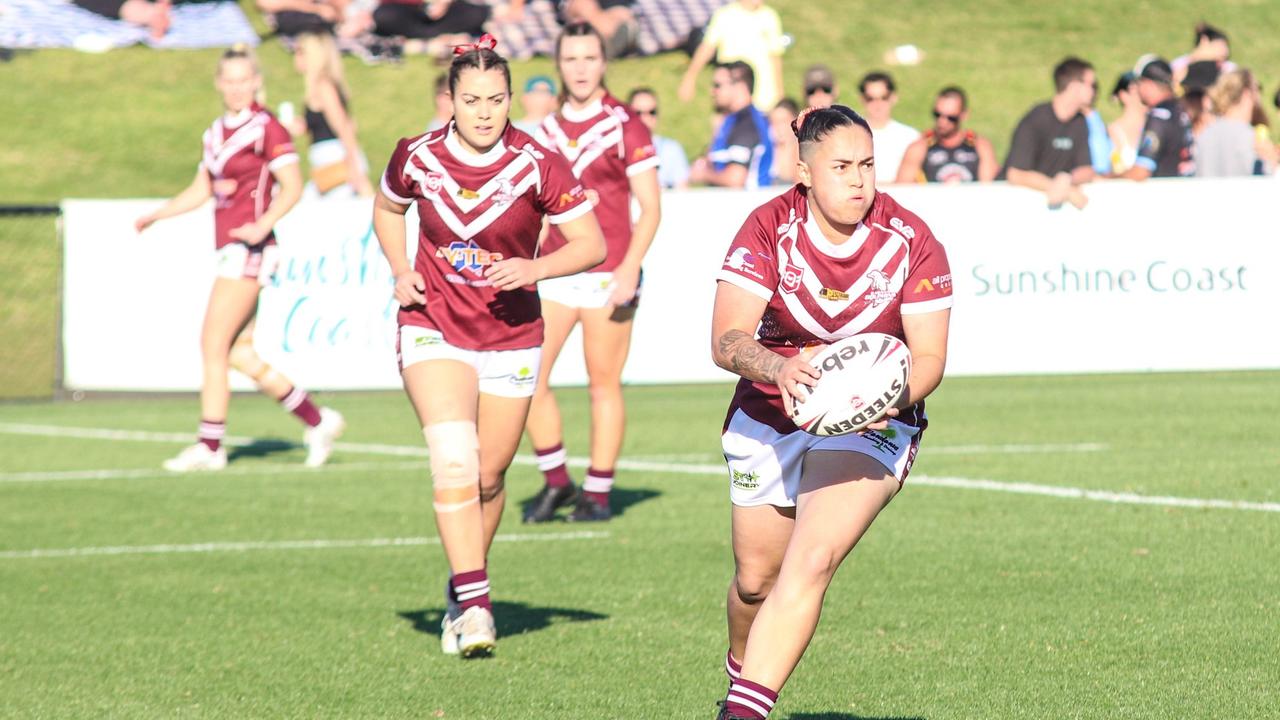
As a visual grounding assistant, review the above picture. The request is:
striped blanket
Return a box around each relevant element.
[485,0,725,60]
[0,0,259,50]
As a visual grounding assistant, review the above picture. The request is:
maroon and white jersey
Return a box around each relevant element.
[717,186,953,433]
[381,122,593,351]
[537,94,658,273]
[200,103,297,250]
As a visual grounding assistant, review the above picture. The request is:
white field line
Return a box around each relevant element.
[0,423,1275,513]
[0,530,609,560]
[0,461,426,484]
[627,443,1107,463]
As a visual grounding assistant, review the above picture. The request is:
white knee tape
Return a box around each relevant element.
[425,421,480,512]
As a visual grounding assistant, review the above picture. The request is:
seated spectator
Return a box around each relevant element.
[1196,69,1277,177]
[1172,22,1236,89]
[896,86,997,184]
[769,98,799,185]
[373,0,490,56]
[1108,72,1146,174]
[858,71,919,182]
[513,75,557,134]
[1117,56,1195,180]
[557,0,639,59]
[689,61,773,189]
[628,87,690,189]
[426,72,452,131]
[256,0,342,37]
[1181,60,1221,137]
[287,32,374,198]
[72,0,170,39]
[1002,57,1095,208]
[678,0,785,111]
[802,64,837,109]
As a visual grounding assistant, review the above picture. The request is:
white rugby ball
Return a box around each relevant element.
[790,333,912,436]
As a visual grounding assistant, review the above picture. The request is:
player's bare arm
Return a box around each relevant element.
[135,168,212,232]
[609,166,661,306]
[372,190,425,306]
[486,210,606,291]
[712,280,819,416]
[864,308,950,431]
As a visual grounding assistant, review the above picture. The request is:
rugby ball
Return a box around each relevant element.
[790,333,912,436]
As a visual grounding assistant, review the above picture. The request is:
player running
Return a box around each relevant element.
[136,45,345,472]
[522,21,662,523]
[709,106,953,718]
[372,35,606,658]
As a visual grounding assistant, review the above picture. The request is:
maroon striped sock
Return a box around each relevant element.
[535,443,572,488]
[279,386,321,427]
[583,467,613,505]
[197,420,225,452]
[725,650,742,683]
[725,678,777,718]
[451,569,491,612]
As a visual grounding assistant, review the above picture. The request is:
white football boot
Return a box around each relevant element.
[443,606,496,659]
[440,580,461,655]
[303,407,346,467]
[162,443,227,472]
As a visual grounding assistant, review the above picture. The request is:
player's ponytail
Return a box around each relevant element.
[793,105,872,155]
[448,34,511,96]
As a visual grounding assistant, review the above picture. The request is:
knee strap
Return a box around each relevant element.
[425,421,480,513]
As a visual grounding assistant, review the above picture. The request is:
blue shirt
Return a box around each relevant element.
[654,134,690,189]
[1085,109,1113,175]
[709,105,774,189]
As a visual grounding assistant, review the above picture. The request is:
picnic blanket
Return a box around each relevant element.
[0,0,259,50]
[484,0,725,60]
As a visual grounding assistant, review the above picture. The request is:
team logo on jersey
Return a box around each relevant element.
[776,208,801,243]
[888,217,916,240]
[520,142,545,160]
[423,171,444,194]
[437,240,504,274]
[491,177,518,206]
[781,263,804,294]
[862,269,895,308]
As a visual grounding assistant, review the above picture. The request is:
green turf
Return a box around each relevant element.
[0,215,60,399]
[2,375,1277,718]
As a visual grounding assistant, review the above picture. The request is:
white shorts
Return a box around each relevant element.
[216,243,279,286]
[396,325,540,398]
[721,409,922,508]
[538,271,642,310]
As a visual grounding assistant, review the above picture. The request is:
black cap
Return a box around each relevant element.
[1134,54,1174,85]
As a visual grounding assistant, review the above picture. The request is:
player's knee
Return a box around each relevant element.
[733,571,775,605]
[425,421,480,513]
[587,376,622,404]
[227,341,265,378]
[478,472,505,503]
[793,545,841,584]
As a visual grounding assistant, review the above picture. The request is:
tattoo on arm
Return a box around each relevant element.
[718,329,784,384]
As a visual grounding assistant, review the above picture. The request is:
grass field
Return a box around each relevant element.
[2,374,1278,718]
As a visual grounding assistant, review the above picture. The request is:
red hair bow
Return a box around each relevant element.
[453,33,498,56]
[791,107,816,137]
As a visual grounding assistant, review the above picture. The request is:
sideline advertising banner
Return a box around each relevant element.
[62,178,1279,391]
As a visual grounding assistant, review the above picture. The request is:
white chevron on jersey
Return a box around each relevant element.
[203,114,267,175]
[402,137,542,241]
[541,114,624,177]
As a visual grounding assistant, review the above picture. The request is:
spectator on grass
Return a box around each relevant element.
[513,75,558,134]
[1002,57,1095,208]
[858,71,919,183]
[1108,72,1146,174]
[72,0,170,39]
[1116,56,1195,180]
[678,0,785,111]
[372,0,490,57]
[286,32,374,198]
[895,86,997,184]
[628,87,691,189]
[1196,69,1277,177]
[426,72,453,131]
[689,61,773,189]
[256,0,343,37]
[802,64,837,109]
[557,0,641,58]
[1172,22,1236,89]
[769,98,800,184]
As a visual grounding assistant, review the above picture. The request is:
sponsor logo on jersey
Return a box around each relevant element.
[730,469,759,490]
[437,240,504,274]
[520,142,546,160]
[632,145,655,160]
[726,247,764,280]
[414,333,444,347]
[862,269,895,308]
[776,208,801,243]
[1052,136,1074,150]
[889,217,916,240]
[508,366,535,388]
[423,171,444,194]
[558,185,585,209]
[781,263,804,294]
[914,278,934,293]
[457,187,480,200]
[584,188,601,207]
[819,287,849,301]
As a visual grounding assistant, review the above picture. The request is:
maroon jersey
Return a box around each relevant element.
[717,186,953,433]
[200,103,297,250]
[381,123,593,351]
[538,94,658,273]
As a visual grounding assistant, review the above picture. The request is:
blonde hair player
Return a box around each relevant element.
[522,21,662,523]
[710,105,953,718]
[135,45,346,472]
[372,35,606,658]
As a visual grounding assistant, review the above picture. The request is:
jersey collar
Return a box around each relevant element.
[444,121,510,167]
[801,198,871,259]
[560,96,605,123]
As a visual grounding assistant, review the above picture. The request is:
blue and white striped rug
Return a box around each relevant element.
[0,0,259,50]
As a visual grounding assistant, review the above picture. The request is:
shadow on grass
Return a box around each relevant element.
[399,601,608,638]
[227,438,298,462]
[517,485,662,521]
[787,714,926,720]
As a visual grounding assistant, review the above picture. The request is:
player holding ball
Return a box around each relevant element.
[709,105,953,718]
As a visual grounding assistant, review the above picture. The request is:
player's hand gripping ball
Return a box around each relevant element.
[790,333,912,436]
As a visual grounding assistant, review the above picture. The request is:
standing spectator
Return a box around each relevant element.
[858,71,919,183]
[72,0,170,39]
[1172,22,1236,89]
[678,0,785,112]
[288,32,374,198]
[895,87,997,183]
[689,61,773,189]
[513,75,557,134]
[1108,72,1146,174]
[1117,56,1195,180]
[802,64,837,109]
[1181,60,1221,138]
[373,0,490,57]
[1084,103,1113,175]
[1196,69,1277,177]
[256,0,342,37]
[426,72,452,130]
[628,87,691,189]
[769,98,799,184]
[1003,57,1095,208]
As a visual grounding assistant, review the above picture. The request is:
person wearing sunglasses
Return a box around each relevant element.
[1002,57,1096,208]
[1115,55,1196,180]
[895,86,997,184]
[802,64,837,109]
[628,87,691,189]
[857,71,919,183]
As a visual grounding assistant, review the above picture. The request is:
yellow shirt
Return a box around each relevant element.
[702,2,786,110]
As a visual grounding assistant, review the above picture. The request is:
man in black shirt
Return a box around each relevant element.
[1117,55,1196,179]
[1003,57,1096,208]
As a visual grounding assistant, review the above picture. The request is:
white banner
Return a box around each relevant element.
[62,178,1280,391]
